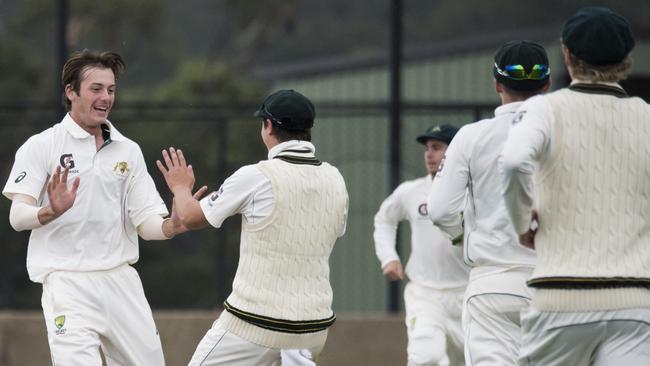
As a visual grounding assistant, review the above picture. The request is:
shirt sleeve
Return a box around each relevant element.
[427,126,471,238]
[3,135,50,201]
[373,184,408,267]
[199,164,269,228]
[126,145,169,227]
[500,95,554,235]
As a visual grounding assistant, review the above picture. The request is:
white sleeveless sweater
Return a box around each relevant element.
[530,85,650,311]
[220,157,348,348]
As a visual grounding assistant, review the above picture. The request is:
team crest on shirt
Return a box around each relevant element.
[14,171,26,183]
[418,203,428,216]
[113,162,130,177]
[513,110,527,125]
[54,315,66,335]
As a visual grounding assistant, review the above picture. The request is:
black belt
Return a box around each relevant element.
[528,276,650,289]
[223,301,336,334]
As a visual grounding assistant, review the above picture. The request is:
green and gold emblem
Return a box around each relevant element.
[54,315,65,330]
[113,162,130,175]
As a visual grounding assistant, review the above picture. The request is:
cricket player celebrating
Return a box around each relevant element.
[427,41,550,365]
[501,7,650,365]
[373,124,468,366]
[3,50,197,365]
[157,89,349,365]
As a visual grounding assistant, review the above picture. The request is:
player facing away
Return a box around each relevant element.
[157,89,349,366]
[373,124,468,366]
[2,50,200,365]
[427,41,551,365]
[501,7,650,365]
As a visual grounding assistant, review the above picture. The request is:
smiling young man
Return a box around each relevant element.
[373,124,468,366]
[3,50,197,365]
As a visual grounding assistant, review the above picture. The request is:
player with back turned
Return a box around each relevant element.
[501,7,650,365]
[157,89,349,365]
[427,41,550,365]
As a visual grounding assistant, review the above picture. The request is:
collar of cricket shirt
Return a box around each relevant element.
[569,79,628,98]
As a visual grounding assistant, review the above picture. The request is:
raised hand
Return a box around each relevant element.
[46,165,80,218]
[156,147,195,194]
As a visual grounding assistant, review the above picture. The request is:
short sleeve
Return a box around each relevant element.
[200,164,268,229]
[126,146,168,227]
[3,135,50,201]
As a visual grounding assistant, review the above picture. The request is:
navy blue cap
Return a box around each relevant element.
[562,7,634,65]
[254,89,315,130]
[416,124,459,145]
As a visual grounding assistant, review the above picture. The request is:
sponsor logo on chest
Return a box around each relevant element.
[59,153,79,173]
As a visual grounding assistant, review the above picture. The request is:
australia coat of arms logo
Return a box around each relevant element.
[113,162,130,177]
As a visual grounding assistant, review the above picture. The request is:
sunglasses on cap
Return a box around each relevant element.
[259,103,291,126]
[494,63,550,80]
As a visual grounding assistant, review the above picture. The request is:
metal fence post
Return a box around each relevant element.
[388,0,402,314]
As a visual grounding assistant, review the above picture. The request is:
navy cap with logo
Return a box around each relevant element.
[416,124,459,145]
[562,7,634,66]
[493,40,550,92]
[254,89,315,130]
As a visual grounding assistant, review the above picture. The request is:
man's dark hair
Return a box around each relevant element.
[263,119,311,142]
[61,50,125,111]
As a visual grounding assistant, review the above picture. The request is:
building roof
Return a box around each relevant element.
[253,24,564,81]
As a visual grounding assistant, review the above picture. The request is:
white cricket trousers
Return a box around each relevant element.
[404,282,465,366]
[41,264,164,366]
[519,307,650,366]
[462,268,532,366]
[188,318,324,366]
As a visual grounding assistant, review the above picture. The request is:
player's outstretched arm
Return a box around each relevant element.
[157,147,209,230]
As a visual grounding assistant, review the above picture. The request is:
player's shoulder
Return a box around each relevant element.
[453,120,487,144]
[627,95,650,109]
[395,176,427,194]
[230,163,266,182]
[18,125,58,151]
[317,161,346,178]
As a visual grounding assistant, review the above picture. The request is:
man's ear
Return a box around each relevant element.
[64,84,77,101]
[543,77,552,92]
[264,119,275,135]
[495,80,504,94]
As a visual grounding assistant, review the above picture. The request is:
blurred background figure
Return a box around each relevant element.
[373,124,467,366]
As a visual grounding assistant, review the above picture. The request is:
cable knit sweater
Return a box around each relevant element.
[220,157,348,349]
[529,85,650,311]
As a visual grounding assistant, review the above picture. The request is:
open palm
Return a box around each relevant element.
[47,165,80,217]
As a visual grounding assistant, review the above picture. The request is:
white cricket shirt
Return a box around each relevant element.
[427,102,536,270]
[374,175,469,290]
[3,114,168,283]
